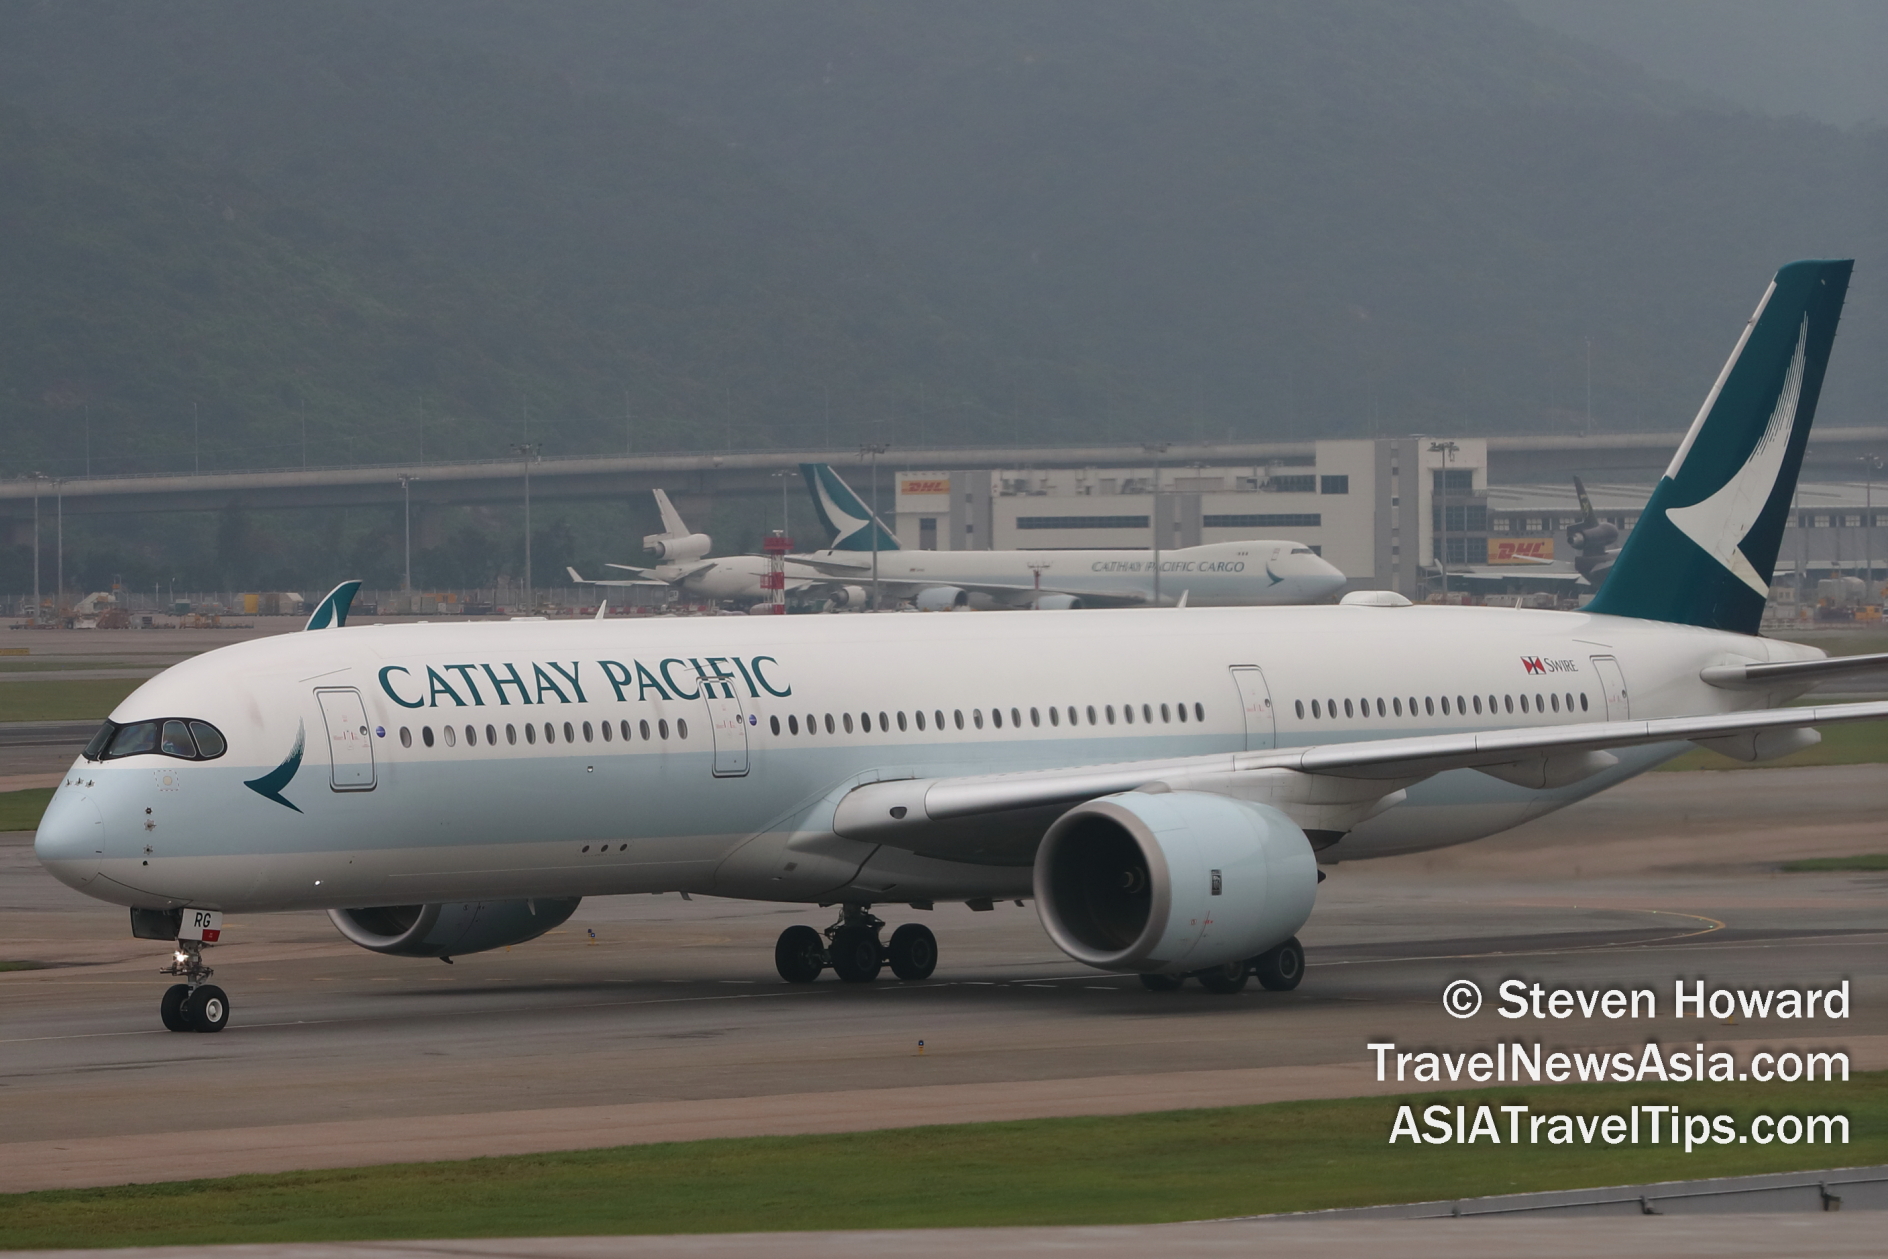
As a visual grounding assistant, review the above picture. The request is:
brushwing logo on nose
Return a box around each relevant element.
[1665,316,1808,596]
[244,721,305,813]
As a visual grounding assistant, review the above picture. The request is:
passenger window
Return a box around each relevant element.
[991,708,1002,729]
[1375,698,1385,717]
[1580,693,1589,712]
[423,726,436,747]
[1537,694,1545,712]
[974,709,985,729]
[1343,699,1353,718]
[1086,705,1098,725]
[677,719,688,739]
[1161,703,1172,722]
[400,727,413,748]
[825,714,836,734]
[1030,708,1041,727]
[538,723,551,744]
[1011,707,1022,727]
[465,725,477,746]
[1105,705,1116,724]
[1392,697,1402,717]
[1067,706,1078,726]
[160,720,195,758]
[915,711,926,731]
[1471,696,1481,715]
[843,713,854,733]
[659,719,671,740]
[1549,693,1559,713]
[935,710,946,730]
[582,721,593,742]
[1195,703,1204,722]
[444,726,457,747]
[770,715,780,735]
[882,711,892,731]
[1310,700,1320,718]
[1142,704,1153,723]
[1049,707,1060,727]
[599,721,610,742]
[1440,697,1449,715]
[525,724,536,744]
[897,711,908,732]
[1123,705,1133,724]
[1175,703,1186,723]
[858,713,870,733]
[788,714,799,735]
[1504,695,1514,714]
[1519,695,1529,713]
[954,710,965,730]
[640,720,652,740]
[1424,697,1435,717]
[487,724,498,745]
[565,722,576,742]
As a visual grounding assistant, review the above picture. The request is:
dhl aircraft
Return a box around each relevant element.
[37,261,1888,1034]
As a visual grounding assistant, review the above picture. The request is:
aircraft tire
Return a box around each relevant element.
[160,983,191,1032]
[1195,961,1250,994]
[887,923,937,981]
[774,925,825,984]
[1254,937,1305,992]
[828,927,883,983]
[185,984,231,1033]
[1138,973,1184,992]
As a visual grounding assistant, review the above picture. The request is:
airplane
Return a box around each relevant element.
[791,463,1349,608]
[38,259,1888,1036]
[1566,476,1621,591]
[567,489,847,609]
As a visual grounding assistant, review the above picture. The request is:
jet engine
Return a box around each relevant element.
[913,586,970,610]
[826,585,870,610]
[1033,791,1316,975]
[328,898,580,958]
[1032,593,1084,610]
[644,532,712,562]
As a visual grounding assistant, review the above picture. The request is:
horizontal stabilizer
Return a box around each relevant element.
[1700,652,1888,690]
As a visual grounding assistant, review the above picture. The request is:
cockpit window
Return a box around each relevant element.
[85,719,228,763]
[1291,547,1314,554]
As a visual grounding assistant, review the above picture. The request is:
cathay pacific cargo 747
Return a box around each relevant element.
[792,463,1348,609]
[37,261,1888,1035]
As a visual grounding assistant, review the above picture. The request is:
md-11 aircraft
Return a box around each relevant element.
[37,260,1888,1034]
[791,462,1348,609]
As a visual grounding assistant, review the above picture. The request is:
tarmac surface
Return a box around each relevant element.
[3,762,1886,1194]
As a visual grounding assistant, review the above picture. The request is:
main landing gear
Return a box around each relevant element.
[1137,936,1306,996]
[158,939,230,1033]
[774,904,938,984]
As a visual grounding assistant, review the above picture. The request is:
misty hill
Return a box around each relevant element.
[408,0,1886,441]
[0,1,1076,483]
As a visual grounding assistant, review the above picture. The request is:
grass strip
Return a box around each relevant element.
[1781,854,1888,872]
[0,789,52,833]
[0,960,46,972]
[2,1075,1881,1249]
[0,679,139,723]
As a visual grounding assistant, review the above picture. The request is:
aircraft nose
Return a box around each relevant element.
[35,783,103,890]
[1309,556,1348,597]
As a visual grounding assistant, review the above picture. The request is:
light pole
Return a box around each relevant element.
[1428,441,1460,601]
[1143,443,1170,606]
[510,443,540,610]
[398,475,414,595]
[54,477,64,630]
[860,443,887,610]
[1862,454,1882,602]
[28,474,44,626]
[771,468,794,537]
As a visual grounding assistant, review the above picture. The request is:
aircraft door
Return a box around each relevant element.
[1589,656,1630,721]
[698,666,750,778]
[315,688,376,791]
[1228,665,1276,751]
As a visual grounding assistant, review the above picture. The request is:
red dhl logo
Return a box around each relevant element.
[901,478,951,495]
[1491,537,1554,564]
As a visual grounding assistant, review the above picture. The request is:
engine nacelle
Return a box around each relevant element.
[1033,791,1316,974]
[826,585,869,610]
[913,585,970,611]
[644,531,712,562]
[328,898,580,958]
[1033,593,1083,610]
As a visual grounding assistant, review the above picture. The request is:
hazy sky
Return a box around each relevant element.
[1514,0,1888,128]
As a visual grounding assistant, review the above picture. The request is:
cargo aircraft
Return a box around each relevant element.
[791,463,1348,609]
[37,261,1888,1034]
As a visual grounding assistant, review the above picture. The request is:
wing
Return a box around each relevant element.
[568,566,671,588]
[1702,653,1888,691]
[832,700,1888,861]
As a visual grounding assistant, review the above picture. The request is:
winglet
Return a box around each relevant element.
[567,566,587,583]
[594,600,608,620]
[303,580,362,631]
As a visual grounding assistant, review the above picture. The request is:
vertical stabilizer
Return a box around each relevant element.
[799,463,901,552]
[1587,260,1851,634]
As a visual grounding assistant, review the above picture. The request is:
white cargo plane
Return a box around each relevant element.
[792,463,1348,608]
[38,260,1888,1035]
[567,489,840,608]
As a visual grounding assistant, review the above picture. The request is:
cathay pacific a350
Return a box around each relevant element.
[37,260,1888,1035]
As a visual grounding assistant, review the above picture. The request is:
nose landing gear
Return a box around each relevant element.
[158,939,230,1032]
[773,904,938,984]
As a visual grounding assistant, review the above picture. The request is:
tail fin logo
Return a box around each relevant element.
[1664,317,1808,596]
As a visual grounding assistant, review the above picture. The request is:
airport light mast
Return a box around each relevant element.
[1143,442,1169,606]
[509,443,540,612]
[398,474,414,596]
[860,442,887,611]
